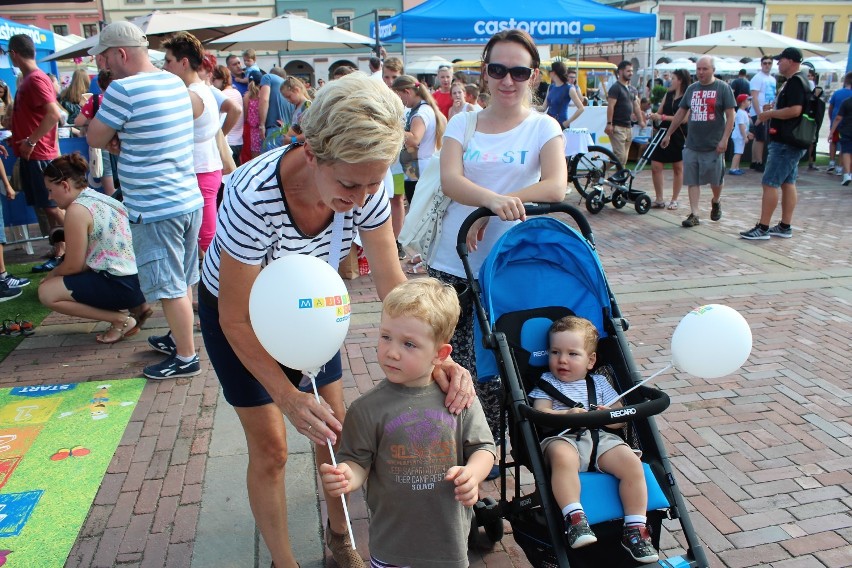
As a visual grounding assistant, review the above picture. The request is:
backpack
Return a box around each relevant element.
[788,73,820,149]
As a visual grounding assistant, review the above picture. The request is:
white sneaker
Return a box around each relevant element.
[843,173,852,186]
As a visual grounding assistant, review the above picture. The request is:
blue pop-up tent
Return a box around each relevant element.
[0,17,58,97]
[372,0,656,44]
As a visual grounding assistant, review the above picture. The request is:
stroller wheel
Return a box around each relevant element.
[476,497,505,543]
[585,189,605,215]
[612,191,627,209]
[635,194,652,214]
[484,517,505,543]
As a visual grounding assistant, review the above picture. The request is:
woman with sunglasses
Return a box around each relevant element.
[541,61,585,129]
[430,29,567,460]
[38,153,151,344]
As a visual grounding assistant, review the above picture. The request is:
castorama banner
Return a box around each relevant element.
[371,0,656,44]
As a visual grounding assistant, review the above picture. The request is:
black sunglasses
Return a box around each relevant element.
[486,63,534,82]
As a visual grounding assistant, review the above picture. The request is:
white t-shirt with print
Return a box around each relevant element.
[428,110,563,278]
[749,71,776,117]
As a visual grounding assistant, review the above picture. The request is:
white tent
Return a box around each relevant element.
[405,56,455,75]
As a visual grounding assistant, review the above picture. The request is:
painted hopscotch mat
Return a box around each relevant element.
[0,379,146,567]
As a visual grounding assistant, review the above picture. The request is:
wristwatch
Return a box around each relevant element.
[24,138,37,147]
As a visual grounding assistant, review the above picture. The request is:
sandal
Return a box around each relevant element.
[404,253,423,266]
[95,315,137,345]
[127,306,153,337]
[667,201,679,210]
[1,318,35,337]
[653,201,667,208]
[404,261,427,275]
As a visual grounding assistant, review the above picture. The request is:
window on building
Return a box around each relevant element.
[52,24,69,36]
[377,10,394,22]
[659,20,672,41]
[770,21,783,35]
[82,23,98,38]
[710,20,723,34]
[823,21,835,43]
[685,20,698,39]
[797,21,809,41]
[741,20,752,28]
[335,15,352,31]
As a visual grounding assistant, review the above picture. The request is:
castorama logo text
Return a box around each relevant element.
[378,20,397,39]
[0,22,48,45]
[473,19,595,37]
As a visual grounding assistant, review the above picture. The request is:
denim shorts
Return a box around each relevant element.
[839,137,852,155]
[130,208,201,301]
[683,148,725,187]
[198,296,342,408]
[762,142,806,188]
[65,270,146,311]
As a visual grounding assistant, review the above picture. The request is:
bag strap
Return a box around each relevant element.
[462,111,478,149]
[405,101,427,131]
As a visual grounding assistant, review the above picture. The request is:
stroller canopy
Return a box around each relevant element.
[475,217,612,380]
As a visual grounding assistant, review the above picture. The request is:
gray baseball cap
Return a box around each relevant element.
[89,21,149,55]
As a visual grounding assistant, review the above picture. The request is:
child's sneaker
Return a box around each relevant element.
[564,511,597,549]
[622,525,659,564]
[728,168,744,175]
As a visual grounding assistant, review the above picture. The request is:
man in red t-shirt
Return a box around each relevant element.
[8,34,64,271]
[432,65,453,118]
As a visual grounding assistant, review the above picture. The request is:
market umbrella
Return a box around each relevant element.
[40,10,266,62]
[405,56,455,75]
[207,14,376,52]
[663,27,837,58]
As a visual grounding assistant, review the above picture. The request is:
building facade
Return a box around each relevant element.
[0,1,101,38]
[766,0,851,56]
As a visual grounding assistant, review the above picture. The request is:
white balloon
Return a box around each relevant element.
[671,304,752,379]
[249,255,351,373]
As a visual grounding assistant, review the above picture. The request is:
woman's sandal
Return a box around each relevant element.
[667,201,679,210]
[404,261,427,275]
[404,253,423,267]
[127,306,153,337]
[95,315,137,345]
[653,200,667,208]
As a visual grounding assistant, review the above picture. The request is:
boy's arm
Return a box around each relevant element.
[319,461,369,498]
[532,396,584,415]
[446,449,495,507]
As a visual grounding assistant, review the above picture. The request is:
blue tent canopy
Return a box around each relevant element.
[372,0,656,44]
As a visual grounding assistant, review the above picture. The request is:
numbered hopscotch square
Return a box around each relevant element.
[0,398,63,426]
[0,490,44,537]
[0,426,42,458]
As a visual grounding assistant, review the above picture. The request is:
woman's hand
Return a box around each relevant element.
[431,357,475,415]
[279,389,342,445]
[466,217,489,251]
[486,193,525,221]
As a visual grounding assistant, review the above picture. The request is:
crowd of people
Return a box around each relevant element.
[0,19,849,568]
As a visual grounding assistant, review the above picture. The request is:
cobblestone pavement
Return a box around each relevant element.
[3,165,850,567]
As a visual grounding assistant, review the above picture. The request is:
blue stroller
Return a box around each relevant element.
[461,203,709,568]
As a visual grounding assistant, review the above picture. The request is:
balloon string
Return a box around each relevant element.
[605,363,673,407]
[307,371,356,550]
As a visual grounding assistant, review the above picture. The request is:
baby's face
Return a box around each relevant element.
[548,330,596,383]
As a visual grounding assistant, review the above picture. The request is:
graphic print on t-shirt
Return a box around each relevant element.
[690,89,718,122]
[385,408,458,491]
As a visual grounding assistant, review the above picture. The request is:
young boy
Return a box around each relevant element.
[528,316,658,564]
[729,94,753,175]
[320,278,496,568]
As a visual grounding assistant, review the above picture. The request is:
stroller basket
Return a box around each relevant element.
[457,202,710,568]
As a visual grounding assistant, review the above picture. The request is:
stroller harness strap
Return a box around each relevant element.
[534,374,600,471]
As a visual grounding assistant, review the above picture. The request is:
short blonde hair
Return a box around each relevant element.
[382,278,460,345]
[300,72,404,164]
[549,316,599,354]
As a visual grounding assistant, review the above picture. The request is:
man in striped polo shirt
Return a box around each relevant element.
[87,22,203,379]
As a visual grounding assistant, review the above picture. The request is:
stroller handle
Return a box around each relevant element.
[456,202,595,256]
[518,385,670,430]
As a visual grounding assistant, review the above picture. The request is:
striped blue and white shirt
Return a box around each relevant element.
[200,145,391,297]
[97,71,202,223]
[528,373,619,410]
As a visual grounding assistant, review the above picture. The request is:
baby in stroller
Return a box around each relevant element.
[529,316,658,564]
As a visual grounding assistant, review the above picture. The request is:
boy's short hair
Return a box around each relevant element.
[464,83,479,98]
[549,316,599,353]
[242,49,256,60]
[382,278,460,345]
[384,57,403,73]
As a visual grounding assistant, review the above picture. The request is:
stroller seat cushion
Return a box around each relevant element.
[579,462,669,525]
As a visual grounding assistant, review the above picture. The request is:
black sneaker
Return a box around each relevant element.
[622,525,658,564]
[144,354,201,379]
[768,224,792,238]
[2,274,30,287]
[754,163,765,173]
[0,281,22,303]
[32,256,63,273]
[710,200,722,221]
[681,214,700,228]
[740,225,769,240]
[565,511,597,549]
[147,332,176,355]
